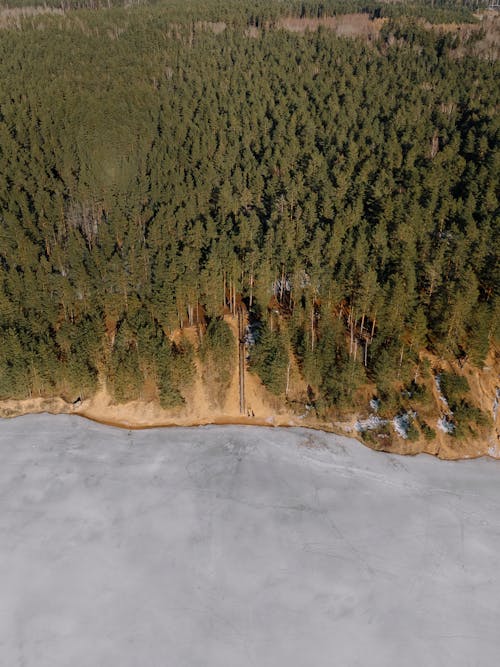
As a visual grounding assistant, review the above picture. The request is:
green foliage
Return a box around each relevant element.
[55,317,103,399]
[201,319,235,406]
[157,340,195,409]
[452,400,490,438]
[439,372,470,408]
[405,379,432,408]
[360,421,393,450]
[372,340,412,396]
[0,1,480,25]
[466,303,493,367]
[453,400,490,426]
[249,324,289,395]
[0,329,33,399]
[302,317,366,408]
[438,371,490,437]
[377,389,403,418]
[0,0,496,407]
[420,421,436,441]
[108,319,144,403]
[406,417,420,442]
[419,358,432,380]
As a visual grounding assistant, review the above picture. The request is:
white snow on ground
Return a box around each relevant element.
[357,407,417,439]
[1,414,500,667]
[392,411,416,439]
[354,414,388,432]
[435,374,452,414]
[437,415,455,434]
[434,375,455,434]
[493,387,500,421]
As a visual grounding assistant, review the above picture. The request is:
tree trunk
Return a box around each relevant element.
[350,310,355,356]
[398,344,404,378]
[310,303,315,352]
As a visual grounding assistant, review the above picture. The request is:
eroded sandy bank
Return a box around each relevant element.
[0,387,497,461]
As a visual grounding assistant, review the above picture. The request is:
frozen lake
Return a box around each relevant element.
[1,414,499,666]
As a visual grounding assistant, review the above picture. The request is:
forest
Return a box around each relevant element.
[0,0,498,436]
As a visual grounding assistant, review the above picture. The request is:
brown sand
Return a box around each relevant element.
[0,317,498,461]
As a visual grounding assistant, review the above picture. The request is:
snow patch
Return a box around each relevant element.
[272,277,291,297]
[392,412,416,439]
[356,403,418,439]
[435,374,452,415]
[244,321,260,346]
[488,437,500,458]
[355,415,388,432]
[493,387,500,422]
[437,416,455,434]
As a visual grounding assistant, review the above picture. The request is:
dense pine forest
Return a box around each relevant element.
[0,0,498,434]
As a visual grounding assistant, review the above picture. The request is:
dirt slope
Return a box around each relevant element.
[0,317,498,460]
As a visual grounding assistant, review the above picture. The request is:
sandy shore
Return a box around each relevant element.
[0,390,497,461]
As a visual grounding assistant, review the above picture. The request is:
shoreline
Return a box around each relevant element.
[76,410,306,432]
[1,395,497,462]
[71,411,499,462]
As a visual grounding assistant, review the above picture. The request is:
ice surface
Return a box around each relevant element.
[1,414,500,667]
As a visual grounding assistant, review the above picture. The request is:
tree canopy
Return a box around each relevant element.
[0,0,497,416]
